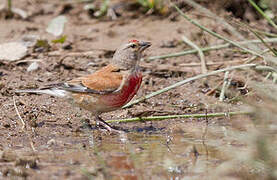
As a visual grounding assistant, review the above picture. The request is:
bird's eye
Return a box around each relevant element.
[130,44,136,48]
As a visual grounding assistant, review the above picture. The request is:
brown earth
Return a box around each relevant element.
[0,0,274,179]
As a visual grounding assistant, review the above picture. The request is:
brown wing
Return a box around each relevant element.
[66,64,124,93]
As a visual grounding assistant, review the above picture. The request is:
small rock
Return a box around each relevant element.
[11,8,28,19]
[15,158,38,169]
[0,42,28,61]
[29,119,38,128]
[0,150,17,162]
[20,35,39,47]
[2,167,28,178]
[160,40,178,48]
[47,139,56,146]
[59,4,73,14]
[0,81,4,89]
[62,42,72,50]
[3,123,10,128]
[27,62,39,72]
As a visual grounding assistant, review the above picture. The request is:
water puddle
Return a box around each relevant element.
[0,121,260,179]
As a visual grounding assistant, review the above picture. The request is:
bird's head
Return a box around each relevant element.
[112,40,151,70]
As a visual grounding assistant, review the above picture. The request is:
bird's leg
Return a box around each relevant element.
[95,115,123,134]
[95,115,112,132]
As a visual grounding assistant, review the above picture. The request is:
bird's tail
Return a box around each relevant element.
[15,89,68,98]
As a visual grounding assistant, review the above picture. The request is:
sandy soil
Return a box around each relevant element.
[0,0,273,179]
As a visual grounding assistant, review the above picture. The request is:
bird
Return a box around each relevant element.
[16,40,151,133]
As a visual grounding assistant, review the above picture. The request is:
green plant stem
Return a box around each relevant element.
[107,111,251,123]
[255,65,277,72]
[247,0,277,30]
[252,30,277,56]
[182,0,261,51]
[255,29,277,38]
[7,0,12,12]
[172,3,269,60]
[245,49,270,64]
[123,64,257,108]
[147,38,277,61]
[237,20,277,56]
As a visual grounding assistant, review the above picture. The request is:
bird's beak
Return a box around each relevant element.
[139,41,151,52]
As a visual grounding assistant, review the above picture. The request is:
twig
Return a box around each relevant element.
[237,20,277,56]
[219,71,229,102]
[147,38,277,61]
[183,0,261,52]
[254,29,277,38]
[29,138,37,152]
[273,73,277,83]
[182,35,207,74]
[245,49,270,64]
[225,71,235,90]
[172,3,277,64]
[15,59,43,64]
[205,80,223,96]
[252,31,277,56]
[264,72,272,81]
[248,0,277,30]
[106,111,251,123]
[12,96,36,152]
[183,0,241,37]
[13,96,26,130]
[123,64,257,108]
[255,65,277,72]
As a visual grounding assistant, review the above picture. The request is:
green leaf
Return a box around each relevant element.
[34,39,50,52]
[94,0,109,17]
[51,35,67,44]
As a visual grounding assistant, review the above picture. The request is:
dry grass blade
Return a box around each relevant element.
[12,96,36,152]
[183,0,261,52]
[182,35,207,74]
[251,30,277,57]
[13,96,26,130]
[245,49,270,64]
[205,80,223,95]
[147,38,277,61]
[254,29,277,38]
[235,20,277,57]
[171,2,277,65]
[219,71,229,102]
[248,0,277,31]
[123,64,257,108]
[255,65,277,73]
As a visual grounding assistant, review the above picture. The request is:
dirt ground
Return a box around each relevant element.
[0,0,275,179]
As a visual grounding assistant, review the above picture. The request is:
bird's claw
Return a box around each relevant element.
[96,117,124,134]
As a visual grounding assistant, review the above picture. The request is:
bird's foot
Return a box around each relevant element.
[98,122,123,134]
[96,116,124,134]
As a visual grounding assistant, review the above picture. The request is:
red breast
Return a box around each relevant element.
[101,72,142,107]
